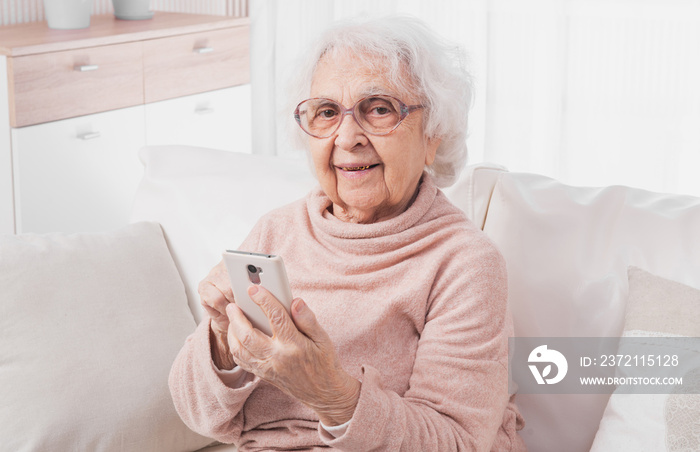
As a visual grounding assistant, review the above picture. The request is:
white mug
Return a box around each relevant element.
[112,0,152,20]
[43,0,94,29]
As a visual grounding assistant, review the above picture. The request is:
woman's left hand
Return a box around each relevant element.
[225,285,361,426]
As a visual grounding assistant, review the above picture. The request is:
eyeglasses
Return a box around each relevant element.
[294,95,423,139]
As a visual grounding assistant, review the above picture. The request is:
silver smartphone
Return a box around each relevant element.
[222,250,294,336]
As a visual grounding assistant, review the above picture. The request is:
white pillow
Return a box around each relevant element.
[482,173,700,452]
[131,146,318,322]
[590,267,700,452]
[0,222,213,452]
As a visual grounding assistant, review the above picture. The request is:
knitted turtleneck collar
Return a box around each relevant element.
[306,173,439,241]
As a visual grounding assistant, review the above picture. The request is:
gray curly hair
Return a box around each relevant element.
[289,15,473,187]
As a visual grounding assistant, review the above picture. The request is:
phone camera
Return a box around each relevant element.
[247,265,257,273]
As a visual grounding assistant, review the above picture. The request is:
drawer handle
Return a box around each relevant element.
[77,132,101,140]
[193,47,214,54]
[195,107,215,115]
[75,64,99,72]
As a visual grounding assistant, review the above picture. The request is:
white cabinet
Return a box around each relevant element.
[0,13,250,234]
[11,107,145,234]
[145,85,251,153]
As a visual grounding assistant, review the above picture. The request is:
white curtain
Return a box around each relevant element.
[250,0,700,197]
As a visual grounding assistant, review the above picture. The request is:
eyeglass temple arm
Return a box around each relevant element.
[407,104,424,113]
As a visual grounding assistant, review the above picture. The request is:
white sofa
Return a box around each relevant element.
[1,145,698,452]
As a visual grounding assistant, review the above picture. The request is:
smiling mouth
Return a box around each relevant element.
[339,164,379,172]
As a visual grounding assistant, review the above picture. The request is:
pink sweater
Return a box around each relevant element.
[169,174,526,451]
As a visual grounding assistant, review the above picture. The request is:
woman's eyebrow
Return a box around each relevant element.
[358,86,398,98]
[310,87,399,104]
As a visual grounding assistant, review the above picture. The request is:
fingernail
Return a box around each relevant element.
[294,298,305,314]
[248,285,259,296]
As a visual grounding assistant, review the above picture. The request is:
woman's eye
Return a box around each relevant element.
[317,108,338,119]
[363,98,396,116]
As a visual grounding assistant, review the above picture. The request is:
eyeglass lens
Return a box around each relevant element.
[296,96,403,138]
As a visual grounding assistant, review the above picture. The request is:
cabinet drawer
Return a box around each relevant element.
[11,106,145,234]
[8,42,144,128]
[145,85,251,152]
[143,27,249,103]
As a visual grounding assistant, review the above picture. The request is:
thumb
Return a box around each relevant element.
[291,298,330,345]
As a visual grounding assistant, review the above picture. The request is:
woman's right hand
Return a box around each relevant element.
[199,260,237,370]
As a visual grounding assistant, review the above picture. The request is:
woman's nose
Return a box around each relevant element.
[334,111,368,150]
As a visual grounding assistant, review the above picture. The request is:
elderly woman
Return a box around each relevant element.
[169,16,526,451]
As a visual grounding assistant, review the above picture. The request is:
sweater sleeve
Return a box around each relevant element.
[168,319,261,443]
[168,220,266,444]
[319,242,520,451]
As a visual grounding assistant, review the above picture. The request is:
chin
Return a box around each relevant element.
[339,194,382,211]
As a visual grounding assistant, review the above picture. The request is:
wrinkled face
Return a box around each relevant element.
[306,51,440,224]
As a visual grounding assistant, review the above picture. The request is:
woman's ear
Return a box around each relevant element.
[424,137,441,166]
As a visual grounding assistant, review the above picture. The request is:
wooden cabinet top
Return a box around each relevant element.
[0,12,250,57]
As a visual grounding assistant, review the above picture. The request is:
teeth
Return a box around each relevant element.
[344,165,371,171]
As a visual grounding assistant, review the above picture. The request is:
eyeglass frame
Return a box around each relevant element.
[293,95,424,139]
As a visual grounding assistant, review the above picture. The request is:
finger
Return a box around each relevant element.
[199,260,235,304]
[226,302,273,359]
[226,330,257,374]
[211,260,235,303]
[290,298,332,347]
[199,281,231,315]
[201,303,225,322]
[247,285,295,339]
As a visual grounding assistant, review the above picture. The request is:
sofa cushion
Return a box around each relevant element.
[590,267,700,452]
[621,267,700,337]
[483,173,700,452]
[0,222,213,452]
